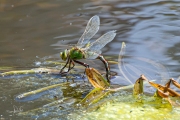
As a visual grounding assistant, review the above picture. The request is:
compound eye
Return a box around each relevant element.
[60,50,68,61]
[60,52,63,58]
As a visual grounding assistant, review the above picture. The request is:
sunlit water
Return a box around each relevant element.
[0,0,180,119]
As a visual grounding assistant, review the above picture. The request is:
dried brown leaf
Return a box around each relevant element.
[171,78,180,89]
[85,68,109,89]
[157,89,169,98]
[148,80,180,97]
[165,79,171,90]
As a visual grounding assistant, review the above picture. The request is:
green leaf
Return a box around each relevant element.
[79,88,110,107]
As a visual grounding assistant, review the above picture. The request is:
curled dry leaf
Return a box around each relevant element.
[156,89,179,107]
[171,78,180,89]
[133,75,147,96]
[165,79,171,89]
[156,89,169,98]
[148,79,180,97]
[85,68,109,89]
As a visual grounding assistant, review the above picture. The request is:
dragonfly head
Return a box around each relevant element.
[60,49,68,61]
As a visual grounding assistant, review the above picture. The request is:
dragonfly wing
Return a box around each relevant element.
[84,50,102,59]
[87,30,116,51]
[77,15,100,48]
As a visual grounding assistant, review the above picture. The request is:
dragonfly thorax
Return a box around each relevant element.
[69,47,85,60]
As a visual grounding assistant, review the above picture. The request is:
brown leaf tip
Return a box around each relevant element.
[140,74,148,81]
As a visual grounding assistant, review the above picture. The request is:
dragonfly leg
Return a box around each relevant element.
[73,60,89,74]
[59,56,70,74]
[73,60,89,68]
[67,60,75,72]
[97,55,111,83]
[62,59,75,74]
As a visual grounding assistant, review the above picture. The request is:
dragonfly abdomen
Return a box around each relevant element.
[69,48,85,60]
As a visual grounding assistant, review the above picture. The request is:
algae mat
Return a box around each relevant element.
[69,92,180,120]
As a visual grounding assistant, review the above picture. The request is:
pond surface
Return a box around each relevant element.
[0,0,180,119]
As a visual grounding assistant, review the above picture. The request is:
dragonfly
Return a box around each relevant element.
[60,15,116,82]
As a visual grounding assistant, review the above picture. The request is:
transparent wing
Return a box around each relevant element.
[87,30,116,51]
[77,15,100,48]
[84,50,102,59]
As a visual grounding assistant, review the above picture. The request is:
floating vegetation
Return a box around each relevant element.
[69,72,180,120]
[1,41,180,120]
[16,82,70,100]
[0,66,14,71]
[0,68,59,77]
